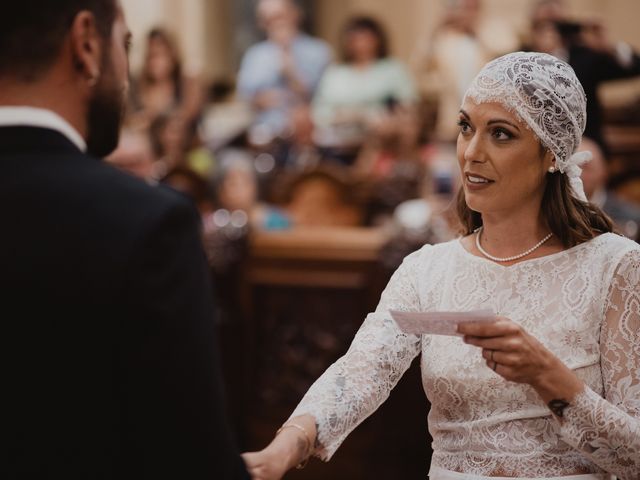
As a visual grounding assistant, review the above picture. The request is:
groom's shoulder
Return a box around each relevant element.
[68,156,198,237]
[97,160,185,207]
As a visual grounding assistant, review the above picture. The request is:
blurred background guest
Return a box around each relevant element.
[128,28,205,135]
[149,110,190,175]
[413,0,488,143]
[149,109,216,181]
[283,168,363,227]
[312,16,417,165]
[525,0,640,152]
[352,103,425,180]
[579,136,640,240]
[215,151,261,219]
[237,0,332,144]
[353,108,431,228]
[162,166,216,217]
[279,104,322,169]
[105,128,157,182]
[214,150,291,231]
[609,169,640,210]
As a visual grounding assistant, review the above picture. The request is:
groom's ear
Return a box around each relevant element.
[69,10,103,87]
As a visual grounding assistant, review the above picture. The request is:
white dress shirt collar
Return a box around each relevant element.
[0,106,87,152]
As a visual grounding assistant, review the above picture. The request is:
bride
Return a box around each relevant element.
[242,52,640,480]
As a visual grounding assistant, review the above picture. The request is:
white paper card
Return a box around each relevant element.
[390,310,496,336]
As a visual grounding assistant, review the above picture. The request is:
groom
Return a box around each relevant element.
[1,1,248,478]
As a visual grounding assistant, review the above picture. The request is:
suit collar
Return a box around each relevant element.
[0,126,86,155]
[0,107,86,152]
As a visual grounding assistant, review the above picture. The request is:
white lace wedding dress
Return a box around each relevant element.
[289,233,640,479]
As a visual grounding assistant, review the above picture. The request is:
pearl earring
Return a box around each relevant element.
[87,69,101,87]
[548,166,557,173]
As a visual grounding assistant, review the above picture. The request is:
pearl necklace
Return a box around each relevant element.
[475,226,553,263]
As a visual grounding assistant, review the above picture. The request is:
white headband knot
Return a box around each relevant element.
[563,150,592,202]
[463,52,589,201]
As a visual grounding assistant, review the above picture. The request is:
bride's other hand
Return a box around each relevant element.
[459,318,584,408]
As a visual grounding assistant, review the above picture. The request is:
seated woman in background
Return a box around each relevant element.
[128,28,204,133]
[243,52,640,480]
[352,101,425,180]
[148,109,216,181]
[312,16,417,164]
[214,150,291,231]
[283,168,363,227]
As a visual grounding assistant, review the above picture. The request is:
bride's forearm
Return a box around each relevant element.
[267,414,318,470]
[531,357,585,417]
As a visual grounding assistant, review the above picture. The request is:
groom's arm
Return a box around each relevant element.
[120,195,249,479]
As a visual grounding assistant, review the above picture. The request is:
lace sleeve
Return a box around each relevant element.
[558,247,640,480]
[288,248,425,460]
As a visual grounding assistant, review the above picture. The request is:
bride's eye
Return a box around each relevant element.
[457,119,471,134]
[492,127,513,141]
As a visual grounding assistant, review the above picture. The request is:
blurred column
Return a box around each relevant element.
[171,0,207,75]
[121,0,234,81]
[205,0,234,81]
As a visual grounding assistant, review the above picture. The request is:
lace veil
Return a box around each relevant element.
[463,51,590,201]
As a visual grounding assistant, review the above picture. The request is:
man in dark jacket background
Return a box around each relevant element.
[527,0,640,153]
[1,1,248,478]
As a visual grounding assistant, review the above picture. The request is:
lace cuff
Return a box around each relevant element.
[287,361,355,461]
[287,405,340,461]
[557,386,640,480]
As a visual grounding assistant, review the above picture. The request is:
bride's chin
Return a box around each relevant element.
[464,196,484,213]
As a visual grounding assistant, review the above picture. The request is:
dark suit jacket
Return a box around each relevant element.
[1,126,249,479]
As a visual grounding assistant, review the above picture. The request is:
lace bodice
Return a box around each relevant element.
[289,233,640,479]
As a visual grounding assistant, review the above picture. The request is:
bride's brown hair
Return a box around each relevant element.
[456,159,615,248]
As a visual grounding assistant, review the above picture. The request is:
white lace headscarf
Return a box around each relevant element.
[463,51,590,202]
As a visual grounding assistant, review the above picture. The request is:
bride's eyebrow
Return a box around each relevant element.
[459,110,521,132]
[487,119,521,132]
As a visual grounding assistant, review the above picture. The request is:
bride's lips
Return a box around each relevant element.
[464,172,494,190]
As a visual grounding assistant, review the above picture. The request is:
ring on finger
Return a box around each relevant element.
[492,360,498,371]
[490,349,495,362]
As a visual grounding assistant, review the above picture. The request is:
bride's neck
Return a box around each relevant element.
[479,212,552,257]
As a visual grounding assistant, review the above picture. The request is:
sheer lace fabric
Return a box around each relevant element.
[463,52,586,172]
[289,233,640,479]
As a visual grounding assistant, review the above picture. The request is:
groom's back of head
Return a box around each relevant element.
[0,0,117,81]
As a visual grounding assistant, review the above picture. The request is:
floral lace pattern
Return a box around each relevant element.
[289,233,640,479]
[463,52,586,172]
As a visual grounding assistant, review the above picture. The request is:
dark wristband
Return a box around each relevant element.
[548,398,570,418]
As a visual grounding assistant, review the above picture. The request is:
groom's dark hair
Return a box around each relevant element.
[0,0,117,81]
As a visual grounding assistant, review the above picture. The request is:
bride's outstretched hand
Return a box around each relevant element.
[242,449,289,480]
[242,415,318,480]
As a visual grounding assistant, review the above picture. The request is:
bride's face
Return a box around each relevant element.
[456,99,555,218]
